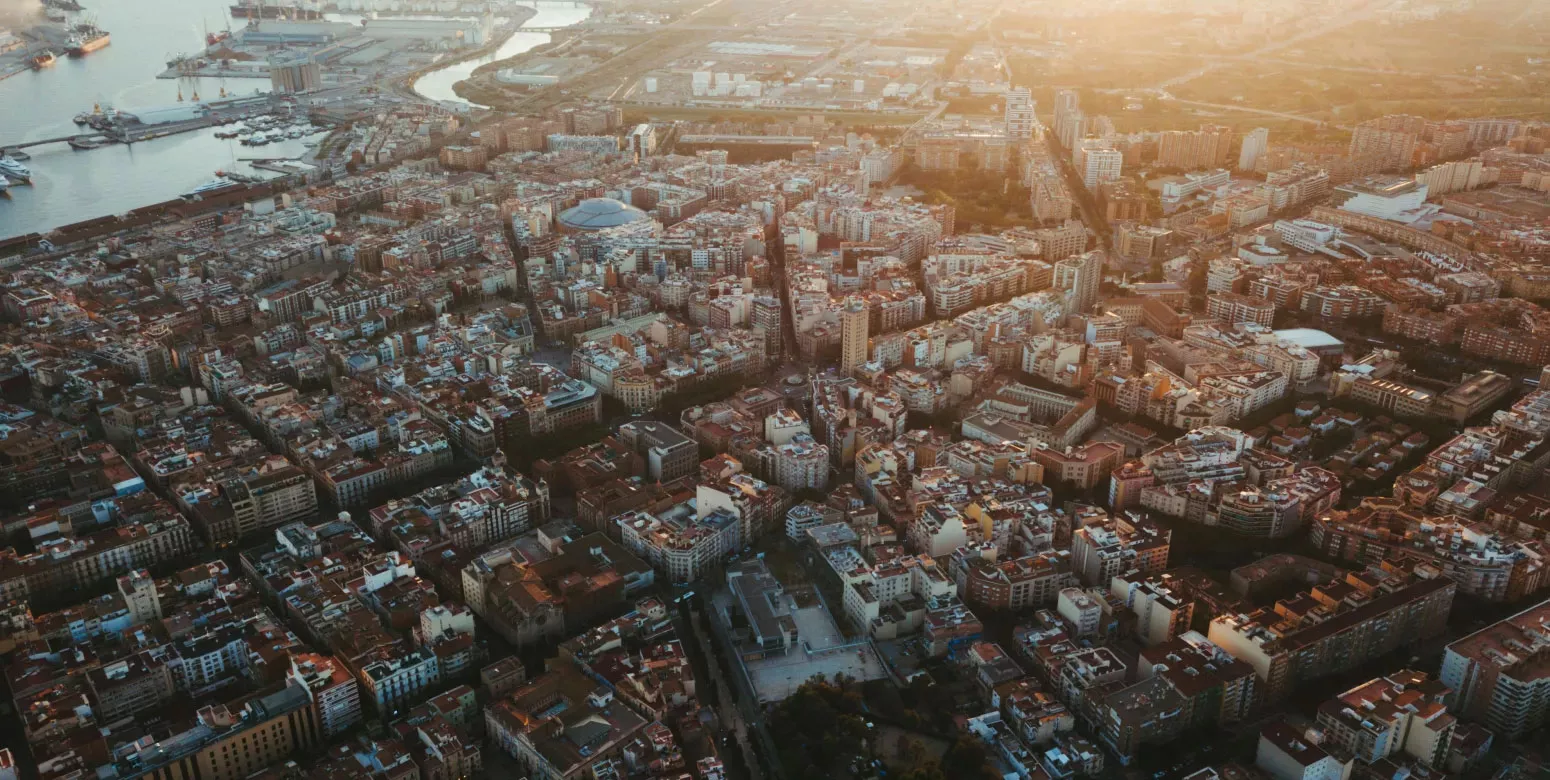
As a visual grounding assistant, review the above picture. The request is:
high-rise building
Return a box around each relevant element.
[1005,87,1036,139]
[1350,115,1426,171]
[840,296,869,375]
[1157,125,1233,170]
[1439,597,1550,738]
[1071,135,1104,166]
[1239,127,1269,171]
[1429,120,1469,159]
[1413,158,1490,198]
[1054,250,1104,316]
[1058,111,1085,150]
[1081,147,1123,190]
[751,295,783,355]
[1461,117,1520,149]
[1053,90,1080,148]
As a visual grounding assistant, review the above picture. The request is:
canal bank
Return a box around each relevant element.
[411,1,592,107]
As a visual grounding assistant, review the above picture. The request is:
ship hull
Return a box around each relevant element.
[67,35,111,56]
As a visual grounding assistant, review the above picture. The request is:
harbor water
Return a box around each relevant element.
[0,0,590,239]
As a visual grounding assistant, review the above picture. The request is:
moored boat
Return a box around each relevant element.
[0,157,32,184]
[66,24,111,56]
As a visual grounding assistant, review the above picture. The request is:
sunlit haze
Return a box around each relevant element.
[0,0,1547,779]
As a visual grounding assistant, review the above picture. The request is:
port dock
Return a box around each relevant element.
[0,95,302,154]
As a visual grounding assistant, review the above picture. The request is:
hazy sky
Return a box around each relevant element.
[1,0,44,29]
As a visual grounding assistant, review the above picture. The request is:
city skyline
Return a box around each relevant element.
[1,0,1549,779]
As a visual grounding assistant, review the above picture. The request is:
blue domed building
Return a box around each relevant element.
[557,197,649,232]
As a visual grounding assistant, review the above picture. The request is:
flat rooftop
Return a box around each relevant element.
[1273,328,1344,350]
[715,588,888,703]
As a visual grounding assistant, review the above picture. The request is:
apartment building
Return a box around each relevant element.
[1070,515,1171,587]
[486,664,648,780]
[287,653,362,738]
[1209,571,1455,701]
[772,433,830,491]
[840,296,870,375]
[828,547,955,640]
[1300,286,1385,319]
[110,682,323,780]
[1383,305,1459,344]
[617,505,742,583]
[184,460,319,546]
[1439,597,1550,738]
[1110,572,1194,646]
[1053,250,1104,317]
[1256,720,1354,780]
[1157,125,1233,170]
[87,652,177,722]
[359,646,440,719]
[462,533,652,646]
[1137,631,1257,728]
[1081,147,1123,190]
[618,421,698,482]
[952,549,1076,610]
[1031,441,1123,490]
[1239,127,1269,171]
[1314,670,1456,768]
[1350,115,1425,171]
[1207,292,1276,327]
[1005,87,1035,139]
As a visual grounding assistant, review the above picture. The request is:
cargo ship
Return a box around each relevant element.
[228,0,323,19]
[66,24,111,56]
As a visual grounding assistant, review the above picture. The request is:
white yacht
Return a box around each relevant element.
[183,178,240,199]
[0,157,31,184]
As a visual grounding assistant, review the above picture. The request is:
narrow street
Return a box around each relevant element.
[1043,132,1112,252]
[685,604,767,780]
[765,223,799,362]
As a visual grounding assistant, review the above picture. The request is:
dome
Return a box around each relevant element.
[557,197,648,231]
